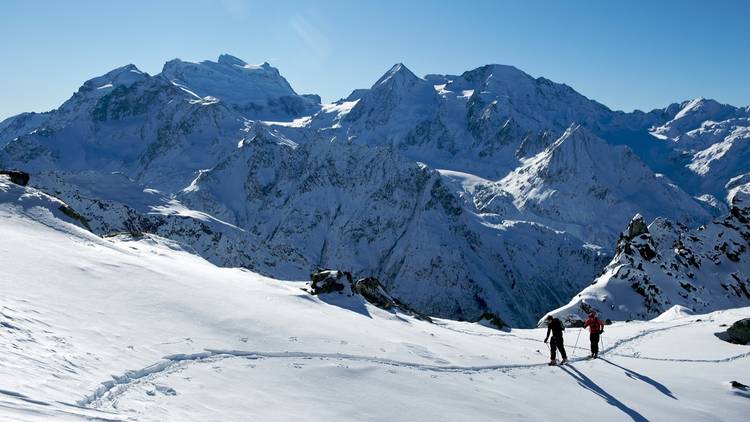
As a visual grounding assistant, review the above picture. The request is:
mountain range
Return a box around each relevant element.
[2,54,749,326]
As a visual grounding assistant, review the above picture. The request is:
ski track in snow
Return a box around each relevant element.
[437,319,697,357]
[80,319,750,410]
[0,388,125,421]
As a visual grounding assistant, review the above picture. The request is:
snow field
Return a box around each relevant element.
[1,202,749,420]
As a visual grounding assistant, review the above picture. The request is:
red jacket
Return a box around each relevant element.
[584,317,604,334]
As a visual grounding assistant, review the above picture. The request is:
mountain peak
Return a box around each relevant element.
[654,97,740,139]
[538,123,614,177]
[159,56,310,118]
[217,54,248,67]
[460,64,533,87]
[625,213,649,239]
[373,63,420,88]
[81,64,148,91]
[549,123,597,150]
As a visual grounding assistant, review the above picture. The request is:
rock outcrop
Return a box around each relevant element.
[308,271,431,321]
[309,270,353,295]
[727,318,750,345]
[352,277,397,310]
[0,170,29,186]
[546,185,750,323]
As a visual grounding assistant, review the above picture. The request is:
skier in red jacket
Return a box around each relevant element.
[583,312,605,358]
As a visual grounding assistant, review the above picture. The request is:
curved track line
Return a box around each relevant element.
[80,336,750,410]
[606,350,750,363]
[79,350,548,408]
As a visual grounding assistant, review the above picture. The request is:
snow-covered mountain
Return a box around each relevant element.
[287,63,728,244]
[2,175,749,421]
[0,62,247,191]
[173,126,608,326]
[631,98,750,197]
[2,55,750,327]
[548,181,750,323]
[495,124,711,245]
[15,123,604,327]
[308,63,623,179]
[161,54,321,119]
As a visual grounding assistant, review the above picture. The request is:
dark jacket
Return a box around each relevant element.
[546,318,565,339]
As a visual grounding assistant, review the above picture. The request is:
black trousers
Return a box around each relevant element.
[590,332,600,355]
[550,336,567,360]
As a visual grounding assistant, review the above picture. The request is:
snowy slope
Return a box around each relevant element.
[652,98,747,141]
[547,182,750,323]
[175,126,607,326]
[161,54,320,119]
[25,170,259,269]
[290,63,718,246]
[0,112,51,148]
[312,63,623,180]
[0,175,90,230]
[629,98,750,197]
[0,64,247,192]
[496,124,711,246]
[1,186,749,421]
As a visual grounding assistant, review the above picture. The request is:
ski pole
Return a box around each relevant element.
[600,334,604,356]
[572,327,582,358]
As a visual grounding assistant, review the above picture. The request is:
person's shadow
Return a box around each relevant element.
[559,365,649,422]
[599,358,677,400]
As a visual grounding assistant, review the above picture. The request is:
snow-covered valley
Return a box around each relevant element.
[1,180,749,421]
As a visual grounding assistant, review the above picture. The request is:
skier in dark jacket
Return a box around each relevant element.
[543,315,568,365]
[583,312,605,358]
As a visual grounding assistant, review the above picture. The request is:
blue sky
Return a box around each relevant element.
[1,0,748,120]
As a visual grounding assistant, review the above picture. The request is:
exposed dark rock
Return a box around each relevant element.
[58,204,92,231]
[309,269,353,295]
[727,318,750,345]
[730,381,748,390]
[0,170,30,186]
[476,312,507,330]
[353,277,396,310]
[308,271,433,322]
[627,214,649,239]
